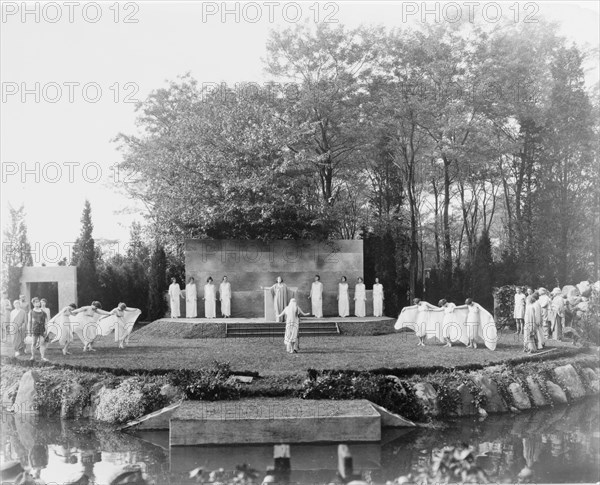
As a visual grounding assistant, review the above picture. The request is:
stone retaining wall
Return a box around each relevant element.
[407,362,599,418]
[2,359,599,423]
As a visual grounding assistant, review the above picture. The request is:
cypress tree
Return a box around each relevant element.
[71,200,98,305]
[2,204,33,300]
[147,243,168,321]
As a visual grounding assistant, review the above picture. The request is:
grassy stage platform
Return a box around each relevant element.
[132,316,396,339]
[7,320,585,376]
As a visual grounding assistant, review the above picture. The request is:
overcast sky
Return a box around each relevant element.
[1,1,599,265]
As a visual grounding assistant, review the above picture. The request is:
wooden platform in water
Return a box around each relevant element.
[169,398,382,446]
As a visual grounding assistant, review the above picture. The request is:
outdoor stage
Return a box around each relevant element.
[144,316,397,338]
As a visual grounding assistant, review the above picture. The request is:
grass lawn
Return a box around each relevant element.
[13,328,585,377]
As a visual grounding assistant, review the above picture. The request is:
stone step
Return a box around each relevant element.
[227,327,338,333]
[227,332,339,338]
[227,328,337,331]
[226,321,339,337]
[226,323,339,329]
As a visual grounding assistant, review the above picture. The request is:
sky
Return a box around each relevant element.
[1,0,599,266]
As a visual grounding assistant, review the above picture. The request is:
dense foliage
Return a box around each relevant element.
[111,20,598,309]
[5,20,598,314]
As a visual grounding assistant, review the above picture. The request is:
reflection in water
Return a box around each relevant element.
[1,398,598,484]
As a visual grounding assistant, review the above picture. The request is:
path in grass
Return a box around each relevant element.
[19,331,582,376]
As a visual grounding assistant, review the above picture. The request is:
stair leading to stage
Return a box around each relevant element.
[226,320,340,337]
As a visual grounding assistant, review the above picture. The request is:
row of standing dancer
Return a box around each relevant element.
[3,296,141,361]
[169,275,387,320]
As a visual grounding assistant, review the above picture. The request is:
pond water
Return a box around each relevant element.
[1,397,598,484]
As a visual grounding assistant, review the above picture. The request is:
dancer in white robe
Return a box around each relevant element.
[203,277,217,318]
[456,299,480,348]
[48,303,76,355]
[354,277,366,317]
[415,299,440,346]
[219,276,232,317]
[169,278,181,318]
[523,295,537,352]
[537,288,550,339]
[337,276,350,317]
[277,298,309,353]
[532,292,544,350]
[269,276,289,323]
[1,293,11,342]
[308,275,323,318]
[438,299,468,347]
[549,287,564,340]
[70,301,112,352]
[455,299,497,350]
[10,300,27,356]
[372,278,384,317]
[97,303,142,348]
[395,299,442,346]
[185,277,197,318]
[514,287,526,335]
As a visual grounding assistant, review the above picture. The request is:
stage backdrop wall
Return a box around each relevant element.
[184,239,368,318]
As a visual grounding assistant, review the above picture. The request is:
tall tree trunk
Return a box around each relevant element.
[432,178,441,267]
[442,155,452,281]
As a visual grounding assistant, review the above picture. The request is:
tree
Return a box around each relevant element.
[469,230,494,309]
[2,204,33,300]
[95,222,151,319]
[126,221,150,264]
[534,45,597,283]
[115,76,325,242]
[71,200,98,305]
[147,244,167,321]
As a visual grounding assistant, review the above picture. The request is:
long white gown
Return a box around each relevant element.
[395,303,443,340]
[186,283,197,318]
[204,283,216,318]
[354,283,366,317]
[97,307,142,342]
[533,300,544,349]
[219,282,231,317]
[169,283,181,318]
[309,281,323,317]
[338,283,349,317]
[71,307,103,346]
[373,283,384,317]
[282,301,305,353]
[465,304,480,341]
[442,302,468,345]
[47,307,73,346]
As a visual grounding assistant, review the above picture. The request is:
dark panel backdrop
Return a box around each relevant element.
[184,240,366,318]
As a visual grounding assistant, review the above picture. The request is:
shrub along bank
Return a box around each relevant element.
[2,354,598,424]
